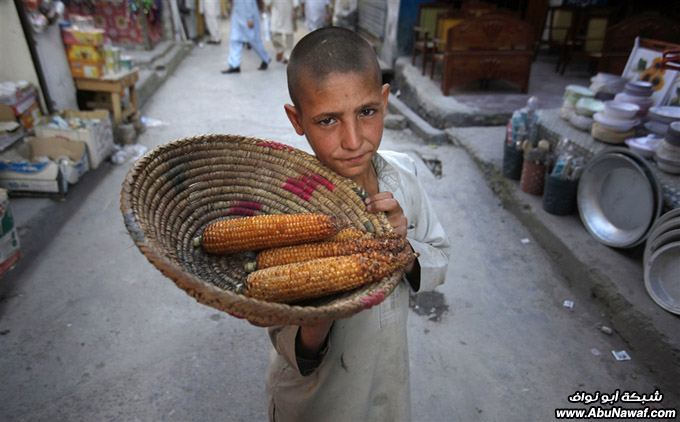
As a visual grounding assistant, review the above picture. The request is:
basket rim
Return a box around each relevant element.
[120,134,402,325]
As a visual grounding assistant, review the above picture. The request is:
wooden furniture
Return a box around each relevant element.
[599,16,680,75]
[460,0,496,17]
[533,6,577,61]
[430,10,467,78]
[412,2,454,75]
[74,67,139,125]
[557,7,613,75]
[440,13,534,94]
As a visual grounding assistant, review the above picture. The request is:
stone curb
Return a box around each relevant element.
[388,95,447,145]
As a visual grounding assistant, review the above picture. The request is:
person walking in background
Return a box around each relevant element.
[200,0,223,44]
[302,0,329,32]
[264,0,298,64]
[222,0,271,73]
[332,0,357,30]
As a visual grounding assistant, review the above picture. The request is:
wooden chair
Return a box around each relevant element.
[429,10,467,79]
[412,2,454,75]
[533,6,577,61]
[598,15,680,75]
[460,0,496,17]
[557,6,613,75]
[440,12,535,94]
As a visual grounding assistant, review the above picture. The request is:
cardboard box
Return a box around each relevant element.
[0,188,20,279]
[17,102,42,130]
[62,27,106,46]
[0,83,35,107]
[0,137,89,194]
[69,59,107,79]
[0,121,25,151]
[34,109,113,169]
[0,86,42,131]
[67,44,104,62]
[0,105,25,151]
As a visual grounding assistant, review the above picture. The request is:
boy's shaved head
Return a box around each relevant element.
[287,27,382,110]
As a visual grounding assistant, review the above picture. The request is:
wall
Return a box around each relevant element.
[0,0,43,109]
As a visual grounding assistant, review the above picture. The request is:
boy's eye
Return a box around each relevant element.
[360,108,377,117]
[317,117,335,126]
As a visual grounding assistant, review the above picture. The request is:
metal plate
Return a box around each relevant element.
[644,228,680,266]
[645,241,680,315]
[610,147,663,228]
[578,152,655,248]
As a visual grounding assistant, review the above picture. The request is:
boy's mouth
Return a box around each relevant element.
[343,154,366,164]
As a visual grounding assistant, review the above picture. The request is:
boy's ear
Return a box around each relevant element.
[381,83,390,115]
[284,104,305,136]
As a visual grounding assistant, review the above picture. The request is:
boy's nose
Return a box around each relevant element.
[341,121,362,150]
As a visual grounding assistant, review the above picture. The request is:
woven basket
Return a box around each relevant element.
[120,134,400,326]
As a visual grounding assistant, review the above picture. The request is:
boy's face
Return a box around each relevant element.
[285,71,389,184]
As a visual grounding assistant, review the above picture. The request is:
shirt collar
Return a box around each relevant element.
[373,152,401,192]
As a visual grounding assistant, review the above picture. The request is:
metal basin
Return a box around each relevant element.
[578,151,656,248]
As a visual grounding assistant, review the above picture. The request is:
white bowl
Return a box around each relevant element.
[625,136,661,159]
[648,106,680,124]
[645,120,669,137]
[656,139,680,161]
[593,112,640,132]
[604,101,640,120]
[655,158,680,174]
[570,113,594,131]
[576,98,605,117]
[614,92,653,115]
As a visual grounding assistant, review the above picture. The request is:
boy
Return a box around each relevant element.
[266,27,451,421]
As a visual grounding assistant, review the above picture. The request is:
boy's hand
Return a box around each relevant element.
[365,192,408,238]
[365,192,416,274]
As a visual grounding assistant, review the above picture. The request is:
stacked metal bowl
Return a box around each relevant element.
[654,121,680,174]
[577,147,662,249]
[643,208,680,315]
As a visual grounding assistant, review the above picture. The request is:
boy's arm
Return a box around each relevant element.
[365,180,450,292]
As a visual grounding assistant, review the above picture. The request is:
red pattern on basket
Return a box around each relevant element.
[234,201,263,210]
[359,289,386,310]
[282,173,335,200]
[309,173,335,191]
[258,140,294,151]
[229,207,257,216]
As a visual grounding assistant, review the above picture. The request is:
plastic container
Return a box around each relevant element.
[502,142,524,180]
[542,172,579,215]
[520,160,546,195]
[603,101,639,120]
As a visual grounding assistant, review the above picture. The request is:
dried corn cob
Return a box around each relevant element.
[251,236,408,270]
[327,227,374,242]
[195,213,341,255]
[245,250,416,303]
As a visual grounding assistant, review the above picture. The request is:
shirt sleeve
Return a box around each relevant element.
[268,325,331,376]
[400,156,451,293]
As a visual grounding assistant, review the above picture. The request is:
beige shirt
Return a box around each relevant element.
[266,151,451,421]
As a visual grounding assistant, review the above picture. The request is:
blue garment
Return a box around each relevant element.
[228,0,270,67]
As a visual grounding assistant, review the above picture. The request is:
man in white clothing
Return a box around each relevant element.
[303,0,329,32]
[264,0,299,63]
[200,0,223,44]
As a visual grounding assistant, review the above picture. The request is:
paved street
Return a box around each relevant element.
[1,26,678,421]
